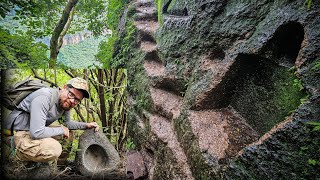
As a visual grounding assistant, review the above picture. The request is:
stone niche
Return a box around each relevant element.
[229,53,306,135]
[195,21,307,136]
[229,22,307,135]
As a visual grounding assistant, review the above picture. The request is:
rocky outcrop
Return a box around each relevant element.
[125,0,320,179]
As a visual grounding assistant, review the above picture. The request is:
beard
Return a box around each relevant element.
[59,99,72,111]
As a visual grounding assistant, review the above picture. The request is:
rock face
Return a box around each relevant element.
[124,0,320,179]
[126,150,148,179]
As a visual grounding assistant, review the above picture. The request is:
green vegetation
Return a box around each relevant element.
[0,28,48,68]
[301,122,320,172]
[308,122,320,132]
[97,0,134,68]
[305,0,320,9]
[311,59,320,71]
[156,0,164,24]
[0,0,109,67]
[111,21,137,68]
[124,137,136,150]
[57,36,104,68]
[97,35,117,68]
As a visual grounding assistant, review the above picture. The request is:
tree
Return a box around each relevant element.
[0,27,48,68]
[1,0,108,68]
[50,0,78,67]
[98,69,107,129]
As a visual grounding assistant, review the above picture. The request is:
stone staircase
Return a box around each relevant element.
[130,0,259,179]
[131,0,194,179]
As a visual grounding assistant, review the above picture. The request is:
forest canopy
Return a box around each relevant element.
[0,0,127,68]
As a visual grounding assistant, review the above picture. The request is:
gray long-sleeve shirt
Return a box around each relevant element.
[3,87,87,139]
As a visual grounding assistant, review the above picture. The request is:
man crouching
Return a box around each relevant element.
[3,77,99,164]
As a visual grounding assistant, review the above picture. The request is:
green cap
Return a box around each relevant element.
[67,77,90,98]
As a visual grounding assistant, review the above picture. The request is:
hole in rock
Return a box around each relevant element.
[262,22,304,67]
[182,8,188,16]
[155,78,187,97]
[208,48,225,60]
[84,144,109,171]
[228,54,307,135]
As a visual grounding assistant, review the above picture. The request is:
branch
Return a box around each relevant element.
[74,105,85,122]
[31,69,58,87]
[58,7,75,49]
[89,69,99,92]
[50,0,78,67]
[85,71,126,89]
[64,69,75,78]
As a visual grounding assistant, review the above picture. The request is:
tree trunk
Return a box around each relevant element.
[98,69,107,132]
[49,0,78,68]
[83,69,90,122]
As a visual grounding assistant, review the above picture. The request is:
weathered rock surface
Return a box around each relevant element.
[124,0,320,179]
[75,129,124,179]
[126,150,147,179]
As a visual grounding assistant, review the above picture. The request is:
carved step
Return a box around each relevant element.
[188,107,258,161]
[150,76,188,97]
[140,41,157,53]
[134,6,157,21]
[148,114,194,179]
[144,60,165,77]
[136,6,157,15]
[149,60,189,95]
[140,41,160,62]
[134,12,157,21]
[134,20,159,36]
[150,87,183,120]
[134,0,154,7]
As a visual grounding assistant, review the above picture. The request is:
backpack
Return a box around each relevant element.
[1,77,55,111]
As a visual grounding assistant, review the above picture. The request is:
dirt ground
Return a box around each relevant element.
[2,147,127,180]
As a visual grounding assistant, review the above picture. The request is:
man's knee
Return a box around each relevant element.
[13,131,63,162]
[40,138,63,160]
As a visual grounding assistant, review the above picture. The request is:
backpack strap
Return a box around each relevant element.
[49,88,58,111]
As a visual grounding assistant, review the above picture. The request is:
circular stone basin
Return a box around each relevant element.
[75,129,120,177]
[85,144,109,171]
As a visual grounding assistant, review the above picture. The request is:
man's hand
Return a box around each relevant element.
[62,125,70,138]
[86,122,99,132]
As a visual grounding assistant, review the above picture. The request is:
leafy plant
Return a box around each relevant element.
[308,159,318,166]
[311,59,320,71]
[125,137,136,150]
[96,0,129,68]
[157,0,164,24]
[307,122,320,131]
[293,78,304,91]
[0,28,49,68]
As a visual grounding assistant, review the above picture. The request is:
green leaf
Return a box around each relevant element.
[300,146,309,151]
[307,122,320,126]
[313,126,320,131]
[308,159,317,166]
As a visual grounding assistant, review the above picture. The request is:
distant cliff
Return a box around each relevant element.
[38,29,111,47]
